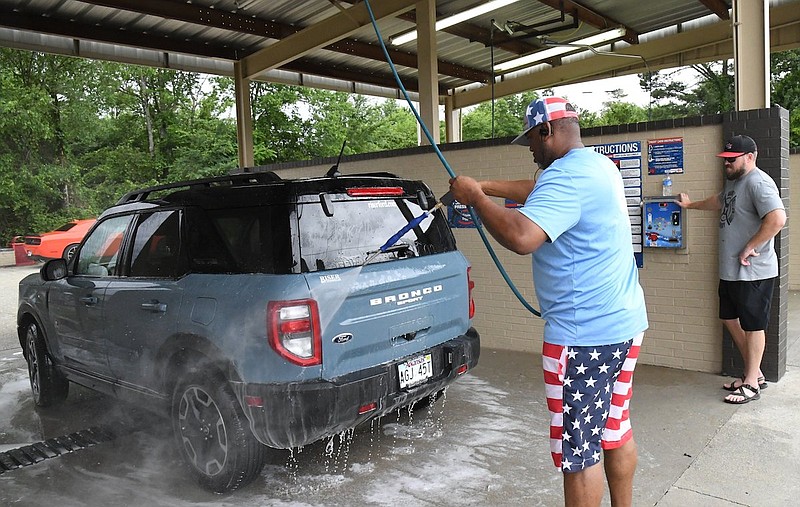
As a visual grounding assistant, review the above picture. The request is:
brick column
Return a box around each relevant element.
[721,106,790,382]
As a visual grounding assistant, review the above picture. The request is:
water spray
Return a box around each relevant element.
[362,191,454,267]
[363,0,541,317]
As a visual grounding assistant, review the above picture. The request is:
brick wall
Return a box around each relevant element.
[790,150,800,290]
[256,111,790,375]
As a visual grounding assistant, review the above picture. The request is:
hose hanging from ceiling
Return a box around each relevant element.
[362,0,541,317]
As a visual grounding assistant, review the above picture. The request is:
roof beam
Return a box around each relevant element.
[397,11,543,55]
[452,1,800,109]
[453,16,732,109]
[0,11,239,60]
[83,0,489,83]
[84,0,288,39]
[241,0,418,80]
[697,0,731,20]
[534,0,640,44]
[328,39,490,83]
[282,57,444,94]
[0,11,442,92]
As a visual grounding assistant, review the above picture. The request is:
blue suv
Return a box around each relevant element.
[17,171,479,492]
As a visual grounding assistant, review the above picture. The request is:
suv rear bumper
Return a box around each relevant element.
[233,327,480,449]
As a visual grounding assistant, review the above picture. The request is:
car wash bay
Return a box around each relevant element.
[2,264,800,506]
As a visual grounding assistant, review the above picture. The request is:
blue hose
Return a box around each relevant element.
[363,0,541,317]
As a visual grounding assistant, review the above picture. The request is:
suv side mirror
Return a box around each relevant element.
[41,258,68,281]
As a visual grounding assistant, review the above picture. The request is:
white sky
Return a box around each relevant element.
[551,74,651,113]
[550,67,696,113]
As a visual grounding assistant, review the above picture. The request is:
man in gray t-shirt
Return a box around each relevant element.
[678,135,785,404]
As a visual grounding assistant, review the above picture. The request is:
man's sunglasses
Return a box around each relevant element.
[724,154,746,163]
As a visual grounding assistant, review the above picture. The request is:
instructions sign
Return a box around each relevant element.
[590,141,644,268]
[647,137,684,175]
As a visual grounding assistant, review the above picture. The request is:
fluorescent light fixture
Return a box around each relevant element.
[494,27,627,72]
[391,0,522,46]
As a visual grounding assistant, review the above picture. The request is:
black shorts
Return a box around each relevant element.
[718,278,776,331]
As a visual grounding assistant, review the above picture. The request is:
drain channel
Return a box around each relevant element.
[0,426,119,474]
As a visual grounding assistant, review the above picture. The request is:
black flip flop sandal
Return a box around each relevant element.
[724,383,760,404]
[723,376,768,391]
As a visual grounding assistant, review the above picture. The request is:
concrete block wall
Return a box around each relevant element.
[258,112,788,376]
[790,150,800,290]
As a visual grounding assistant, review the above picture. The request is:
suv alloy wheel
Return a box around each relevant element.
[172,367,267,492]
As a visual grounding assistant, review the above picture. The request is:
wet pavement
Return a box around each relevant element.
[2,265,800,506]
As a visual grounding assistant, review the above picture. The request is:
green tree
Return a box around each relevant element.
[597,89,649,125]
[461,91,539,141]
[0,49,239,244]
[772,48,800,148]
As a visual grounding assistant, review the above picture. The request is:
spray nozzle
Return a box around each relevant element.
[438,190,455,207]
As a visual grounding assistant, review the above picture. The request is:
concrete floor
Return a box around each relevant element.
[1,265,799,506]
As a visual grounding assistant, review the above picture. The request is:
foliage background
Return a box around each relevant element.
[1,48,798,245]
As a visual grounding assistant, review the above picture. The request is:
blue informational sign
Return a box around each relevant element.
[446,198,516,228]
[448,200,476,228]
[647,137,684,175]
[589,141,644,268]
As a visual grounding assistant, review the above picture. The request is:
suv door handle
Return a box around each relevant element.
[79,296,98,305]
[140,301,167,313]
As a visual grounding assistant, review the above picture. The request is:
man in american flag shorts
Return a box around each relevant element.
[449,97,648,506]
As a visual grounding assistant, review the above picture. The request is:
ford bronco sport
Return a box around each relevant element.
[17,171,479,492]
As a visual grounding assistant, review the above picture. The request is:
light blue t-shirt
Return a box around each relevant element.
[518,147,648,346]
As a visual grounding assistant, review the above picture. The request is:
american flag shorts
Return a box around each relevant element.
[542,332,643,473]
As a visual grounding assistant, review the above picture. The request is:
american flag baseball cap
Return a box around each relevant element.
[511,97,579,146]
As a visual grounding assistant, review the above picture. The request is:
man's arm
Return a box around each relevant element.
[738,208,787,266]
[677,192,721,211]
[480,180,535,204]
[449,176,548,255]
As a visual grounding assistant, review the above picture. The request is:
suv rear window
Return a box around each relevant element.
[297,196,455,272]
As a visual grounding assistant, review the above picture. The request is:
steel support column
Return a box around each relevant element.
[416,0,440,145]
[732,0,770,110]
[234,61,254,169]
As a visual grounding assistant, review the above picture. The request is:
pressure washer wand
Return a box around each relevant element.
[362,191,453,267]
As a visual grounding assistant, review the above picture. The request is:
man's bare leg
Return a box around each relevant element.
[722,319,764,388]
[604,438,637,507]
[563,463,604,507]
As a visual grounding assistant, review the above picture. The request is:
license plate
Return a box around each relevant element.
[397,353,433,389]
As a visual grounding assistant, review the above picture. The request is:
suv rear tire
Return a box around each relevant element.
[24,320,69,407]
[172,367,267,492]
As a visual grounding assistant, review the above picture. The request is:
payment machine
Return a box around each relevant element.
[642,197,685,249]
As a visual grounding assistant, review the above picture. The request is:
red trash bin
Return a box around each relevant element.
[12,240,35,266]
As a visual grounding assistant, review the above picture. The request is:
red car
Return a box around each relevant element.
[23,219,96,261]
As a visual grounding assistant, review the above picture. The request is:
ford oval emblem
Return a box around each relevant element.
[332,333,353,344]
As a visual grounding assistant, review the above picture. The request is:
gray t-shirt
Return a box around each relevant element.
[718,167,784,281]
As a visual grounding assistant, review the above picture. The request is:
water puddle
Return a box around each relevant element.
[275,396,448,496]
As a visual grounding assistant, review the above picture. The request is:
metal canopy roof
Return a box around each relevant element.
[1,0,798,108]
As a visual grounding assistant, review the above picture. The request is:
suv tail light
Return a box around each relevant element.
[268,300,322,366]
[467,267,475,319]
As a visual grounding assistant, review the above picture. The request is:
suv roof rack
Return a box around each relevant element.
[115,172,281,205]
[348,171,400,178]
